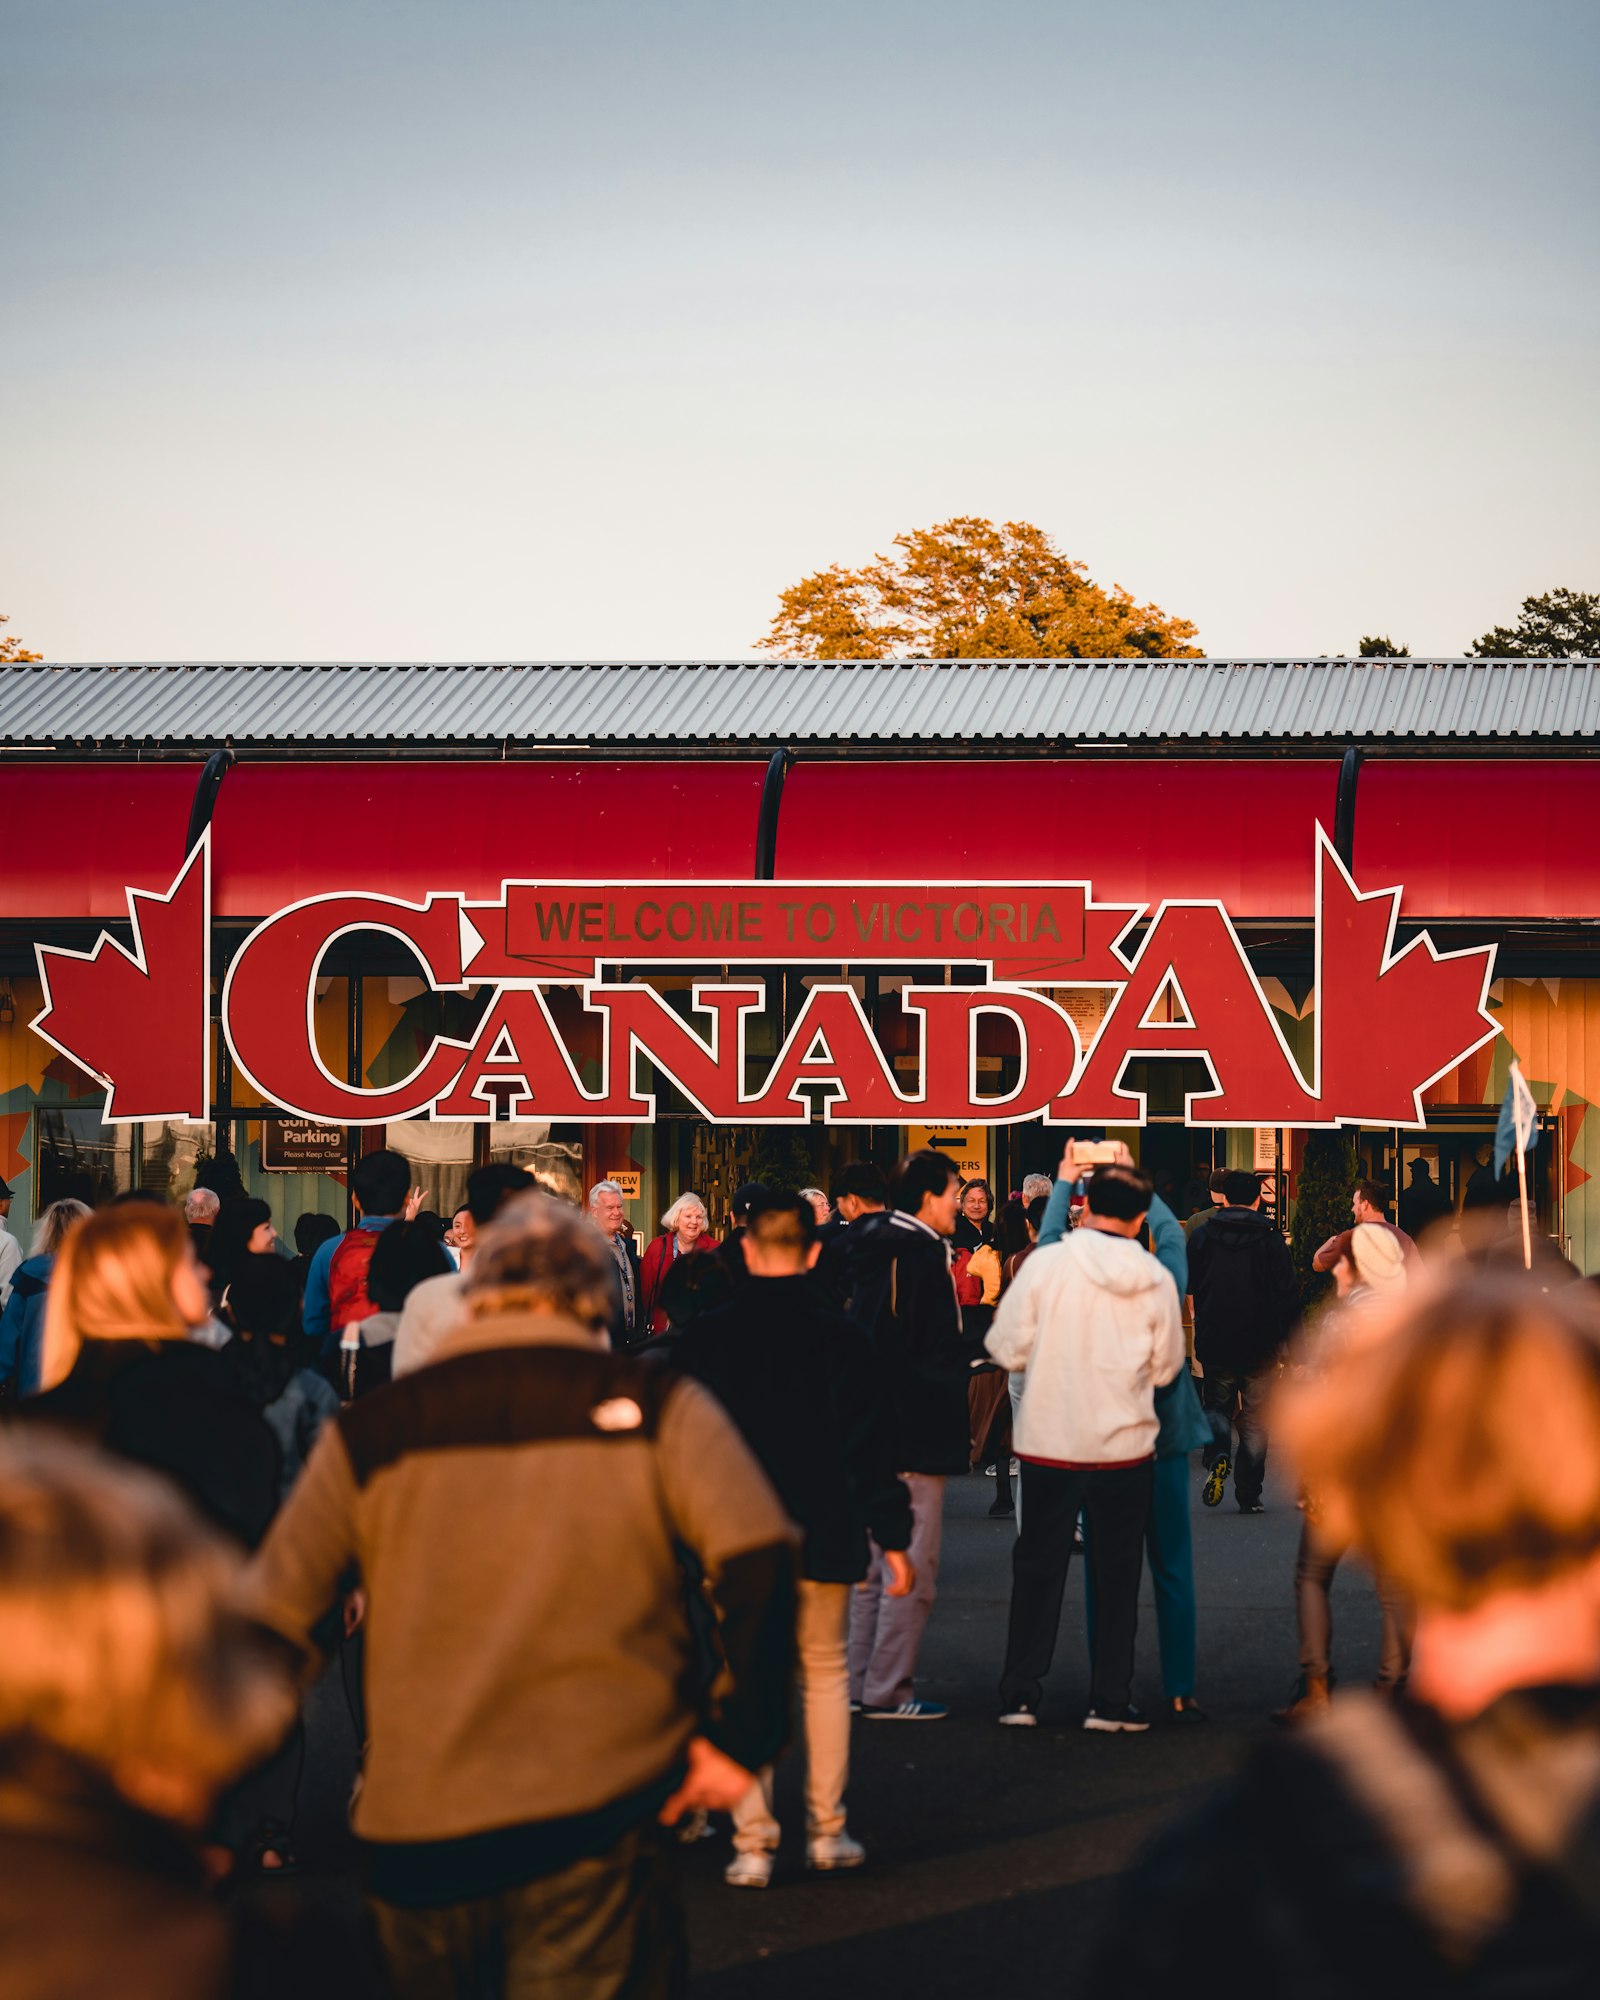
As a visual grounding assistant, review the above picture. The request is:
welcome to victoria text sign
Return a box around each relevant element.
[32,827,1499,1132]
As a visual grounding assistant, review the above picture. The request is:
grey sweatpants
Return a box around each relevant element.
[848,1472,945,1710]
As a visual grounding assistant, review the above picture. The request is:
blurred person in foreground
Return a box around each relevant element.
[1094,1271,1600,1995]
[17,1203,279,1550]
[0,1433,377,2000]
[674,1188,912,1887]
[1273,1221,1414,1724]
[242,1193,797,1999]
[0,1198,89,1401]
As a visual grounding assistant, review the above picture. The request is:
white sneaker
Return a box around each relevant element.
[724,1847,775,1889]
[807,1831,866,1872]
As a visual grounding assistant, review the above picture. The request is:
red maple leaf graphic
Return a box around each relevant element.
[1315,831,1499,1125]
[31,838,211,1122]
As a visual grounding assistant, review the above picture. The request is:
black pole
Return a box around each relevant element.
[755,745,795,1044]
[185,748,235,854]
[213,951,236,1184]
[754,746,794,881]
[346,952,363,1227]
[188,749,237,1176]
[1333,746,1364,870]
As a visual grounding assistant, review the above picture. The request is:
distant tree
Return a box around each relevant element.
[758,517,1202,660]
[1358,635,1410,658]
[0,614,41,662]
[1467,588,1600,659]
[746,1128,816,1196]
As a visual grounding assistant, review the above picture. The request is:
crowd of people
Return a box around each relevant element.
[2,1139,1600,1995]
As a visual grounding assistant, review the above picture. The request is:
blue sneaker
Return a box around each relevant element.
[861,1700,949,1721]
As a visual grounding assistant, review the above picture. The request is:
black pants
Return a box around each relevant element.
[370,1822,686,1999]
[1000,1460,1153,1713]
[1200,1365,1273,1506]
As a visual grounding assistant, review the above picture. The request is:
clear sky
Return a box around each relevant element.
[3,0,1596,663]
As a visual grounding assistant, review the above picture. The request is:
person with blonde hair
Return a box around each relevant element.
[245,1191,797,1996]
[17,1203,279,1549]
[638,1190,718,1336]
[0,1433,315,1997]
[1095,1272,1600,1992]
[0,1196,89,1400]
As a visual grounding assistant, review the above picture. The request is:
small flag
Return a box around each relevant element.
[1493,1060,1539,1179]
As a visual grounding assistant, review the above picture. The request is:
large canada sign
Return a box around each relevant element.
[31,827,1499,1131]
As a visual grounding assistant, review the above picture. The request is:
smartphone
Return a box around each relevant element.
[1072,1141,1121,1165]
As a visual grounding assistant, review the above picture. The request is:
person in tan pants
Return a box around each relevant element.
[674,1189,914,1887]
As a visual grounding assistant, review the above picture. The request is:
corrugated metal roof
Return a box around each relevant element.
[4,658,1598,753]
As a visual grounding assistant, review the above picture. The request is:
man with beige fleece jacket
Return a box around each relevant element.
[244,1193,797,1999]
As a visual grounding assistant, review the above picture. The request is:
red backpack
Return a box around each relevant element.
[328,1229,382,1335]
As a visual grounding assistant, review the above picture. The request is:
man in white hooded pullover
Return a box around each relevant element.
[985,1162,1185,1732]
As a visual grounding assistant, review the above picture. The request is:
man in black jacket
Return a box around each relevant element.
[675,1188,911,1888]
[846,1150,969,1721]
[1187,1169,1299,1514]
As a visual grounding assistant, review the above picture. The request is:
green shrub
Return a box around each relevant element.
[1291,1131,1356,1311]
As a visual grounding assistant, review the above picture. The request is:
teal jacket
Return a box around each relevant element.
[1037,1178,1209,1459]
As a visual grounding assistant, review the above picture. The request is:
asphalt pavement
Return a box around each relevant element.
[681,1457,1389,1997]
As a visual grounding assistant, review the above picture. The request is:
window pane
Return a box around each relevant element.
[489,1122,584,1206]
[384,1121,474,1221]
[140,1121,217,1206]
[34,1107,136,1209]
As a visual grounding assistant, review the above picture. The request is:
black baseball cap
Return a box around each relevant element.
[0,1177,13,1201]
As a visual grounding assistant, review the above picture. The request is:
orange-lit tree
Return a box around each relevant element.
[758,517,1202,660]
[0,615,41,662]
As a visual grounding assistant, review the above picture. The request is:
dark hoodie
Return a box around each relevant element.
[1186,1204,1299,1373]
[843,1211,972,1476]
[673,1274,911,1582]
